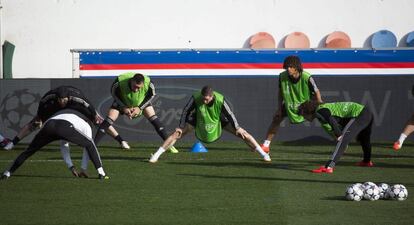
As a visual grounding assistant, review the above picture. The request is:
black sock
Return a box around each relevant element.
[325,160,335,168]
[12,136,20,145]
[361,142,372,162]
[363,149,372,162]
[115,135,124,144]
[94,120,111,144]
[149,116,168,140]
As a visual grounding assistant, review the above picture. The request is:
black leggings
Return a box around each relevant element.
[326,108,373,168]
[8,119,103,174]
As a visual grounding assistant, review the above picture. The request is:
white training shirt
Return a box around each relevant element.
[47,113,92,138]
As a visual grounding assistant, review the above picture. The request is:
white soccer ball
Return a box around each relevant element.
[362,181,376,189]
[354,183,363,188]
[363,183,380,201]
[388,184,408,201]
[377,183,390,199]
[345,184,364,201]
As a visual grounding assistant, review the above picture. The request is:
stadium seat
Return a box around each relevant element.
[371,30,397,48]
[284,32,310,48]
[406,31,414,47]
[325,31,351,48]
[249,32,276,49]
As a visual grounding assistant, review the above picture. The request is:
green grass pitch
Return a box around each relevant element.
[0,141,413,225]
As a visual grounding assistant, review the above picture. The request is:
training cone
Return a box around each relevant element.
[191,142,208,153]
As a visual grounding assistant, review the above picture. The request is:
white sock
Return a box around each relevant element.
[155,147,166,156]
[255,145,268,157]
[0,134,4,142]
[263,140,271,147]
[60,141,73,168]
[3,171,10,177]
[97,167,105,176]
[398,133,408,145]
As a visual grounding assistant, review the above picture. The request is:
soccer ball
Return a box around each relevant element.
[363,182,380,201]
[362,181,376,189]
[345,184,364,201]
[354,183,363,187]
[377,183,390,199]
[388,184,408,201]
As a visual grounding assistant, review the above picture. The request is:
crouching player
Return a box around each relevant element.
[3,85,103,177]
[94,72,178,153]
[1,111,109,180]
[298,101,374,174]
[149,86,271,163]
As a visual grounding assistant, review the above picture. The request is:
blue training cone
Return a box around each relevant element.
[191,141,208,153]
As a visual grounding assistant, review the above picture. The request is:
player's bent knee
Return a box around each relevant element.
[172,132,182,139]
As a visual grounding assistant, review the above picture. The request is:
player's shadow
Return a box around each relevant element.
[281,140,414,149]
[371,143,408,149]
[48,155,148,161]
[166,160,315,171]
[102,156,149,161]
[321,196,347,201]
[97,145,125,150]
[288,159,414,169]
[300,150,414,159]
[280,136,334,146]
[176,173,364,185]
[200,145,252,151]
[13,174,109,180]
[13,174,76,179]
[96,143,161,150]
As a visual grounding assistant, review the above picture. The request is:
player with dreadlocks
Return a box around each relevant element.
[260,55,323,153]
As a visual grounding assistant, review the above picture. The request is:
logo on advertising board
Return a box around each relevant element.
[0,89,41,132]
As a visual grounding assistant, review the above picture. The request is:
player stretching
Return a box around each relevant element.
[1,111,109,180]
[149,86,271,163]
[393,85,414,150]
[94,72,178,153]
[261,56,323,153]
[3,86,103,177]
[298,101,374,174]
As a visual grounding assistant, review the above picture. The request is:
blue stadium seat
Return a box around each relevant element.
[371,30,397,48]
[406,31,414,47]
